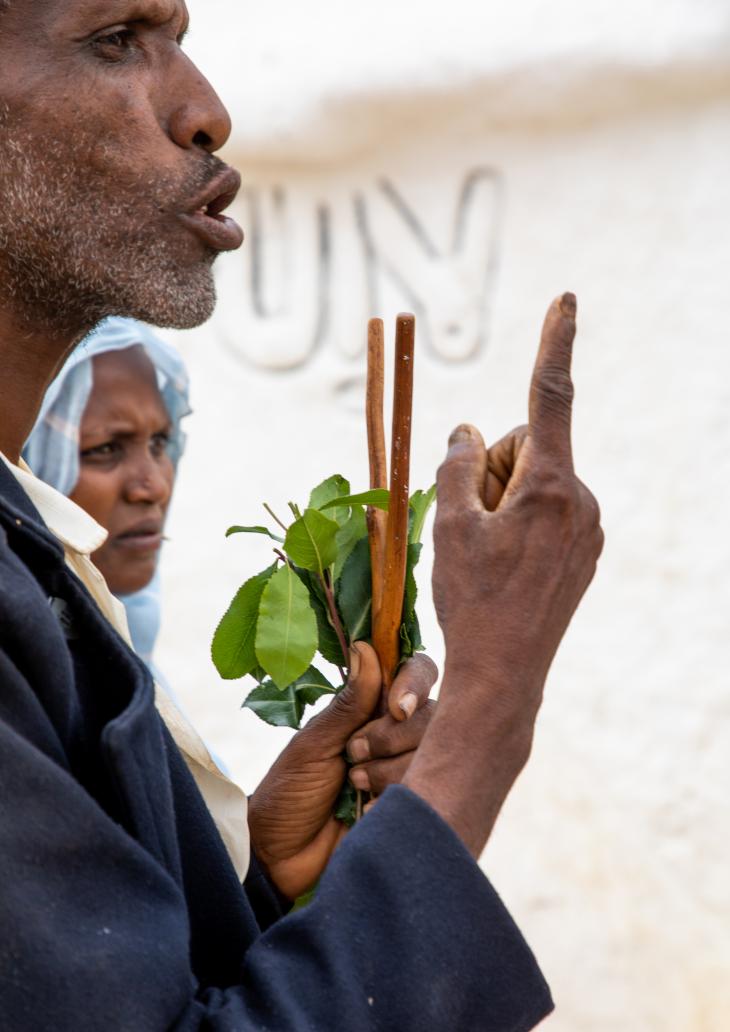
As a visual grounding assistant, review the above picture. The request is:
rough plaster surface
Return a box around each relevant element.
[156,3,729,1028]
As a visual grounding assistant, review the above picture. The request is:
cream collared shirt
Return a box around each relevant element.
[2,455,250,882]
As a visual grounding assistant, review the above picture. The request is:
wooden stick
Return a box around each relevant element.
[366,319,387,624]
[372,313,415,694]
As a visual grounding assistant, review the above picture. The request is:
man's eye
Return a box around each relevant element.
[92,28,137,57]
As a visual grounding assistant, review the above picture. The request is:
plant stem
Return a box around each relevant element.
[264,503,289,534]
[367,318,388,625]
[319,570,350,672]
[372,314,414,695]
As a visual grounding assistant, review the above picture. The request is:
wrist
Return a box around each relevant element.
[402,669,536,858]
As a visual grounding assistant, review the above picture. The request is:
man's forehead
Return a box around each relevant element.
[39,0,189,31]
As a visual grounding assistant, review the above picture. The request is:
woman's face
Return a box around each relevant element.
[70,346,175,596]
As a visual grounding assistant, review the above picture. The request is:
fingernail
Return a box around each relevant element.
[448,424,474,448]
[350,768,370,792]
[348,738,371,763]
[398,691,418,720]
[559,292,576,319]
[348,645,361,681]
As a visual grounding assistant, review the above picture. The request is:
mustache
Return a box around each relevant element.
[167,153,231,212]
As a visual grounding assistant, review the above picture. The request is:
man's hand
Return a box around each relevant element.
[404,293,604,858]
[248,646,437,900]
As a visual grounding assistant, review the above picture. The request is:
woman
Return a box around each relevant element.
[24,317,190,686]
[24,318,249,877]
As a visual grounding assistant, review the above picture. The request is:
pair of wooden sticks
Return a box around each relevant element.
[366,314,415,704]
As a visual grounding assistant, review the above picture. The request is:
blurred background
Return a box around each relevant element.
[156,1,730,1027]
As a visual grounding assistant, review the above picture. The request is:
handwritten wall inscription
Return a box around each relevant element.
[216,167,504,375]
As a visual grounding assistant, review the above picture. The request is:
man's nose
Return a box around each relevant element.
[167,54,232,153]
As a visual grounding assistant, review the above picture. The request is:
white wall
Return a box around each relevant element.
[157,3,730,1027]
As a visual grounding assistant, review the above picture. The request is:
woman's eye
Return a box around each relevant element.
[150,433,171,458]
[80,441,119,461]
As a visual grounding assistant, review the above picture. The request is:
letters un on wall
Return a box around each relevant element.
[214,167,504,402]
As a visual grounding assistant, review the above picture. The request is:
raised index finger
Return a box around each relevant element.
[528,292,577,468]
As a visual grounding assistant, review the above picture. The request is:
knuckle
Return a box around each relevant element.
[365,763,388,796]
[312,687,362,731]
[434,504,483,542]
[575,480,603,535]
[435,453,459,489]
[407,652,439,688]
[533,363,575,414]
[522,466,575,513]
[594,524,606,559]
[360,723,387,757]
[585,491,601,525]
[512,424,529,448]
[367,757,409,795]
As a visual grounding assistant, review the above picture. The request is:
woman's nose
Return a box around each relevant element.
[124,453,173,506]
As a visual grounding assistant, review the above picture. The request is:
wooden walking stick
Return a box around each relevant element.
[369,314,415,706]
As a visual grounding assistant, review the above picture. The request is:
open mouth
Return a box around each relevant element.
[195,185,238,222]
[182,168,244,252]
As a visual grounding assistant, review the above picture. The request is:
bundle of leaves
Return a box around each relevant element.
[212,474,436,734]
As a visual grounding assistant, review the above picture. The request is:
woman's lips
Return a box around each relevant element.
[114,523,164,554]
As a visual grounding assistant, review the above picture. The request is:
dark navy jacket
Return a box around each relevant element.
[0,461,553,1031]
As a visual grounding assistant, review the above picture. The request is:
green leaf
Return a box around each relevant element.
[284,508,339,576]
[243,681,304,729]
[403,543,423,623]
[409,484,437,545]
[336,536,372,644]
[334,780,358,828]
[309,475,351,526]
[293,567,347,667]
[400,611,423,658]
[243,667,338,731]
[255,564,318,689]
[320,489,390,513]
[333,504,368,582]
[226,525,284,543]
[211,564,277,680]
[401,543,424,658]
[292,666,338,706]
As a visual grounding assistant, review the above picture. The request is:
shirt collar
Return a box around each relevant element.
[1,452,107,556]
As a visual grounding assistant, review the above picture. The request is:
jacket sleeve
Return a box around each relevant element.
[0,648,552,1032]
[243,849,293,930]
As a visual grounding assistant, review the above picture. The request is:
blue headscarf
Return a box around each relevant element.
[23,317,191,678]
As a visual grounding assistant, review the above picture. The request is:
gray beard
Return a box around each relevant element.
[0,103,223,337]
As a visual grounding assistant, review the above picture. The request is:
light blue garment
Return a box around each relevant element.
[23,318,191,681]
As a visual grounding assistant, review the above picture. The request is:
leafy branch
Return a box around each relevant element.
[211,473,435,820]
[212,314,432,830]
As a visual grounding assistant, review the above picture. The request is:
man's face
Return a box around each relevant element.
[0,0,243,334]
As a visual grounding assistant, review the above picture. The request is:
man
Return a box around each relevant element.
[0,1,603,1029]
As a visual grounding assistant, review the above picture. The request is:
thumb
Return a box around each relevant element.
[301,643,382,753]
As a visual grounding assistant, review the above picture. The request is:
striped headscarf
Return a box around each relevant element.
[23,318,191,674]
